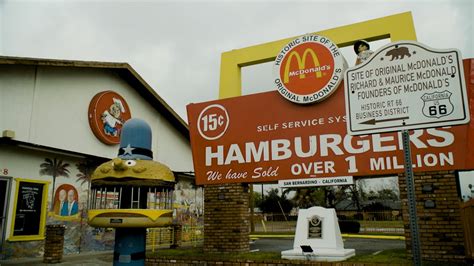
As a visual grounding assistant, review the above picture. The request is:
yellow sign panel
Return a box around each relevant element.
[219,12,417,99]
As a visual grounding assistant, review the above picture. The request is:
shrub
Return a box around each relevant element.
[338,220,360,233]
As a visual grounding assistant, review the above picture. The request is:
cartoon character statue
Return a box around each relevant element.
[354,40,374,65]
[101,98,125,137]
[88,118,175,266]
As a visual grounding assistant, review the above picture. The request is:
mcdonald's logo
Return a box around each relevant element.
[283,49,324,84]
[273,34,346,104]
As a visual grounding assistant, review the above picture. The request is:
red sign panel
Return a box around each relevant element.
[187,59,474,185]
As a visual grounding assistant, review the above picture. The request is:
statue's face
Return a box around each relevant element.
[358,44,368,53]
[91,158,175,185]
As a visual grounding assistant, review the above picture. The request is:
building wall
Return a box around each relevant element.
[0,64,192,171]
[0,63,197,259]
[0,145,97,258]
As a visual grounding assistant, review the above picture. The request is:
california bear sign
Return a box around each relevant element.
[344,41,469,135]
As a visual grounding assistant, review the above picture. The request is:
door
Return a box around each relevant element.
[0,177,11,258]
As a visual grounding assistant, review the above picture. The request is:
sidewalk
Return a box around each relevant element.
[0,251,113,265]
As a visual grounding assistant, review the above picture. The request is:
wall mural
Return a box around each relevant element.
[174,180,203,226]
[75,160,98,185]
[52,184,79,217]
[39,158,71,211]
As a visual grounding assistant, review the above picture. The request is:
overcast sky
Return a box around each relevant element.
[1,0,473,121]
[1,0,473,193]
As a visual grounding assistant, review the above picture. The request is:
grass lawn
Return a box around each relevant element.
[149,248,407,263]
[346,249,409,263]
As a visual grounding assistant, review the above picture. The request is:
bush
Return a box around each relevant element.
[352,212,364,220]
[338,220,360,233]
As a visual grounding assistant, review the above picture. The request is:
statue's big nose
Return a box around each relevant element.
[113,158,128,171]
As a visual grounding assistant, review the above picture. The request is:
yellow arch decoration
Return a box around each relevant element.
[219,12,417,99]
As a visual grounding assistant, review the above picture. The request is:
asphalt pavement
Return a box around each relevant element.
[250,236,405,255]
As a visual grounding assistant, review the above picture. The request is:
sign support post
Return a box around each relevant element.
[401,129,422,266]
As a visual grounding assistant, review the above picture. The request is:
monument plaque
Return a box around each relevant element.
[308,215,322,239]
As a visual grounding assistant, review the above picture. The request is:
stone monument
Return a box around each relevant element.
[281,206,355,261]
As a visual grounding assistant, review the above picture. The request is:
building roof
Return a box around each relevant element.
[0,56,189,140]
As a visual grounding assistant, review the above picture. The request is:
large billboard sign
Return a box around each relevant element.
[345,41,469,135]
[187,60,474,185]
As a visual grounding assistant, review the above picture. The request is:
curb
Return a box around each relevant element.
[250,234,405,240]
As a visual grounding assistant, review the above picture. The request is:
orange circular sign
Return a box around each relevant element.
[274,35,347,104]
[197,104,230,140]
[88,91,132,145]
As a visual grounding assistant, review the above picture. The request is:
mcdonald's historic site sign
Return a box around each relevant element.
[187,59,474,185]
[345,41,470,135]
[274,35,347,104]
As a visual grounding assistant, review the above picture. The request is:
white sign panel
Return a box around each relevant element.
[278,176,353,188]
[345,41,469,135]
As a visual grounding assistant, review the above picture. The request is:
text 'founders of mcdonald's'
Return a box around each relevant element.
[274,34,347,104]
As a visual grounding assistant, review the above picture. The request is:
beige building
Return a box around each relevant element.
[0,56,201,259]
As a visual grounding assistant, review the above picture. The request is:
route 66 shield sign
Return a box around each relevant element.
[421,91,454,119]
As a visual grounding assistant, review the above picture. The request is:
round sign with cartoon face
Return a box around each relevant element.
[273,34,347,104]
[88,91,132,145]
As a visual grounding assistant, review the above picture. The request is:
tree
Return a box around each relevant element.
[377,188,399,200]
[39,158,71,210]
[76,160,99,185]
[251,191,262,209]
[284,187,327,208]
[259,188,293,214]
[76,160,100,212]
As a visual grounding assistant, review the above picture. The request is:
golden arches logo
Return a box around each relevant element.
[283,49,322,84]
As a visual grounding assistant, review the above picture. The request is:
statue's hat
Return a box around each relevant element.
[117,118,153,160]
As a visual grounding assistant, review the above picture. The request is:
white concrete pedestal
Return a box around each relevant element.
[281,206,355,261]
